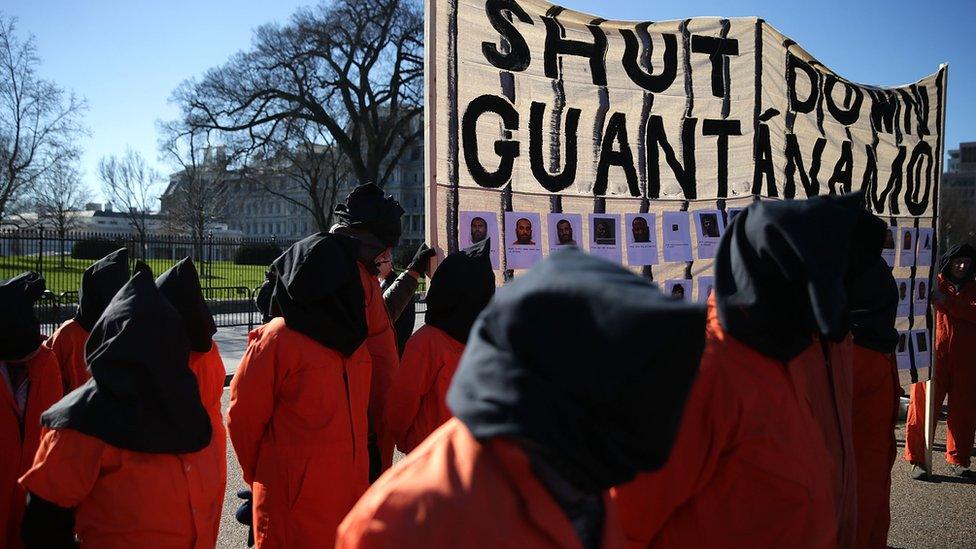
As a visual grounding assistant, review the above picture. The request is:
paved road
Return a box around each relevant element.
[213,326,975,548]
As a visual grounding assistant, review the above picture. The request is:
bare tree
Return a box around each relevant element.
[32,161,92,266]
[175,0,422,188]
[158,121,231,256]
[245,119,348,232]
[98,148,162,256]
[0,15,87,221]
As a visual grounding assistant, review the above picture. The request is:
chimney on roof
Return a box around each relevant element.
[104,203,113,213]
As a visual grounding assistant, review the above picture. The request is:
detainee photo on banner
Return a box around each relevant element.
[426,0,947,383]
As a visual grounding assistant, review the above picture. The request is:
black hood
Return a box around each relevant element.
[847,213,898,353]
[425,238,496,344]
[715,193,863,362]
[255,266,279,323]
[0,272,46,361]
[75,248,129,332]
[272,232,367,356]
[333,183,405,248]
[156,258,217,353]
[42,270,211,454]
[939,244,976,290]
[330,224,388,273]
[447,249,705,492]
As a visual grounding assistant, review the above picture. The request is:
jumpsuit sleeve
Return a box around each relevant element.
[19,429,104,509]
[383,331,436,450]
[227,332,277,485]
[45,327,75,394]
[611,364,732,547]
[382,271,419,323]
[361,266,400,470]
[937,282,976,324]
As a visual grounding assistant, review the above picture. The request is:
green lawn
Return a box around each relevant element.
[1,255,269,296]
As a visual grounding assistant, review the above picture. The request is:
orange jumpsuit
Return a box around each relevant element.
[906,275,976,467]
[228,317,371,548]
[851,346,898,549]
[383,325,463,454]
[788,337,857,549]
[611,302,837,549]
[0,346,62,549]
[337,417,626,549]
[20,427,221,548]
[47,319,91,393]
[188,343,227,548]
[358,263,400,471]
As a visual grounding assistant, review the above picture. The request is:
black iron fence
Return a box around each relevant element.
[2,228,297,335]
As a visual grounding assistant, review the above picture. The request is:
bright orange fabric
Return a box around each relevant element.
[851,346,898,549]
[611,300,837,549]
[228,317,371,548]
[337,417,625,549]
[383,325,463,454]
[788,336,856,549]
[906,275,976,467]
[187,343,227,548]
[46,319,90,393]
[19,427,220,548]
[359,263,400,471]
[1,346,62,549]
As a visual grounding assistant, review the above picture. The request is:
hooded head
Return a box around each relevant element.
[254,266,279,323]
[714,193,863,362]
[272,232,367,356]
[0,272,47,361]
[333,183,405,249]
[42,269,211,454]
[425,239,496,344]
[75,248,130,332]
[156,258,217,353]
[447,249,705,492]
[939,243,976,291]
[846,212,899,353]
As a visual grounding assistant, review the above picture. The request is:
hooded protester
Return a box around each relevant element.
[0,273,62,549]
[330,183,403,478]
[847,214,900,548]
[383,239,495,454]
[19,269,212,548]
[227,233,372,548]
[47,249,128,392]
[254,267,278,323]
[338,249,705,549]
[613,195,868,548]
[156,257,226,548]
[905,243,976,478]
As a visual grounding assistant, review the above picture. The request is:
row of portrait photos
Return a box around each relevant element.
[460,210,935,270]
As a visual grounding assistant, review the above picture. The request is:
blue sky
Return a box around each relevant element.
[4,0,973,200]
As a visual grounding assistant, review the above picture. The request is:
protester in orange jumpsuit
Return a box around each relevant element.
[384,238,495,454]
[613,195,868,548]
[156,257,226,548]
[228,233,373,548]
[846,214,900,548]
[0,272,62,549]
[338,249,705,549]
[47,248,128,393]
[905,243,976,478]
[331,182,403,479]
[19,269,213,548]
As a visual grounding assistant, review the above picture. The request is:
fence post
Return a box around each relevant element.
[36,226,44,274]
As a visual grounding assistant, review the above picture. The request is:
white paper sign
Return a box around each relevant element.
[625,213,658,267]
[459,211,500,269]
[693,210,726,259]
[547,213,583,251]
[665,279,691,301]
[913,278,930,315]
[899,228,918,267]
[895,278,912,317]
[882,227,897,268]
[697,276,715,304]
[662,212,692,263]
[895,331,912,370]
[588,214,622,263]
[504,212,543,270]
[916,228,934,267]
[911,329,931,369]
